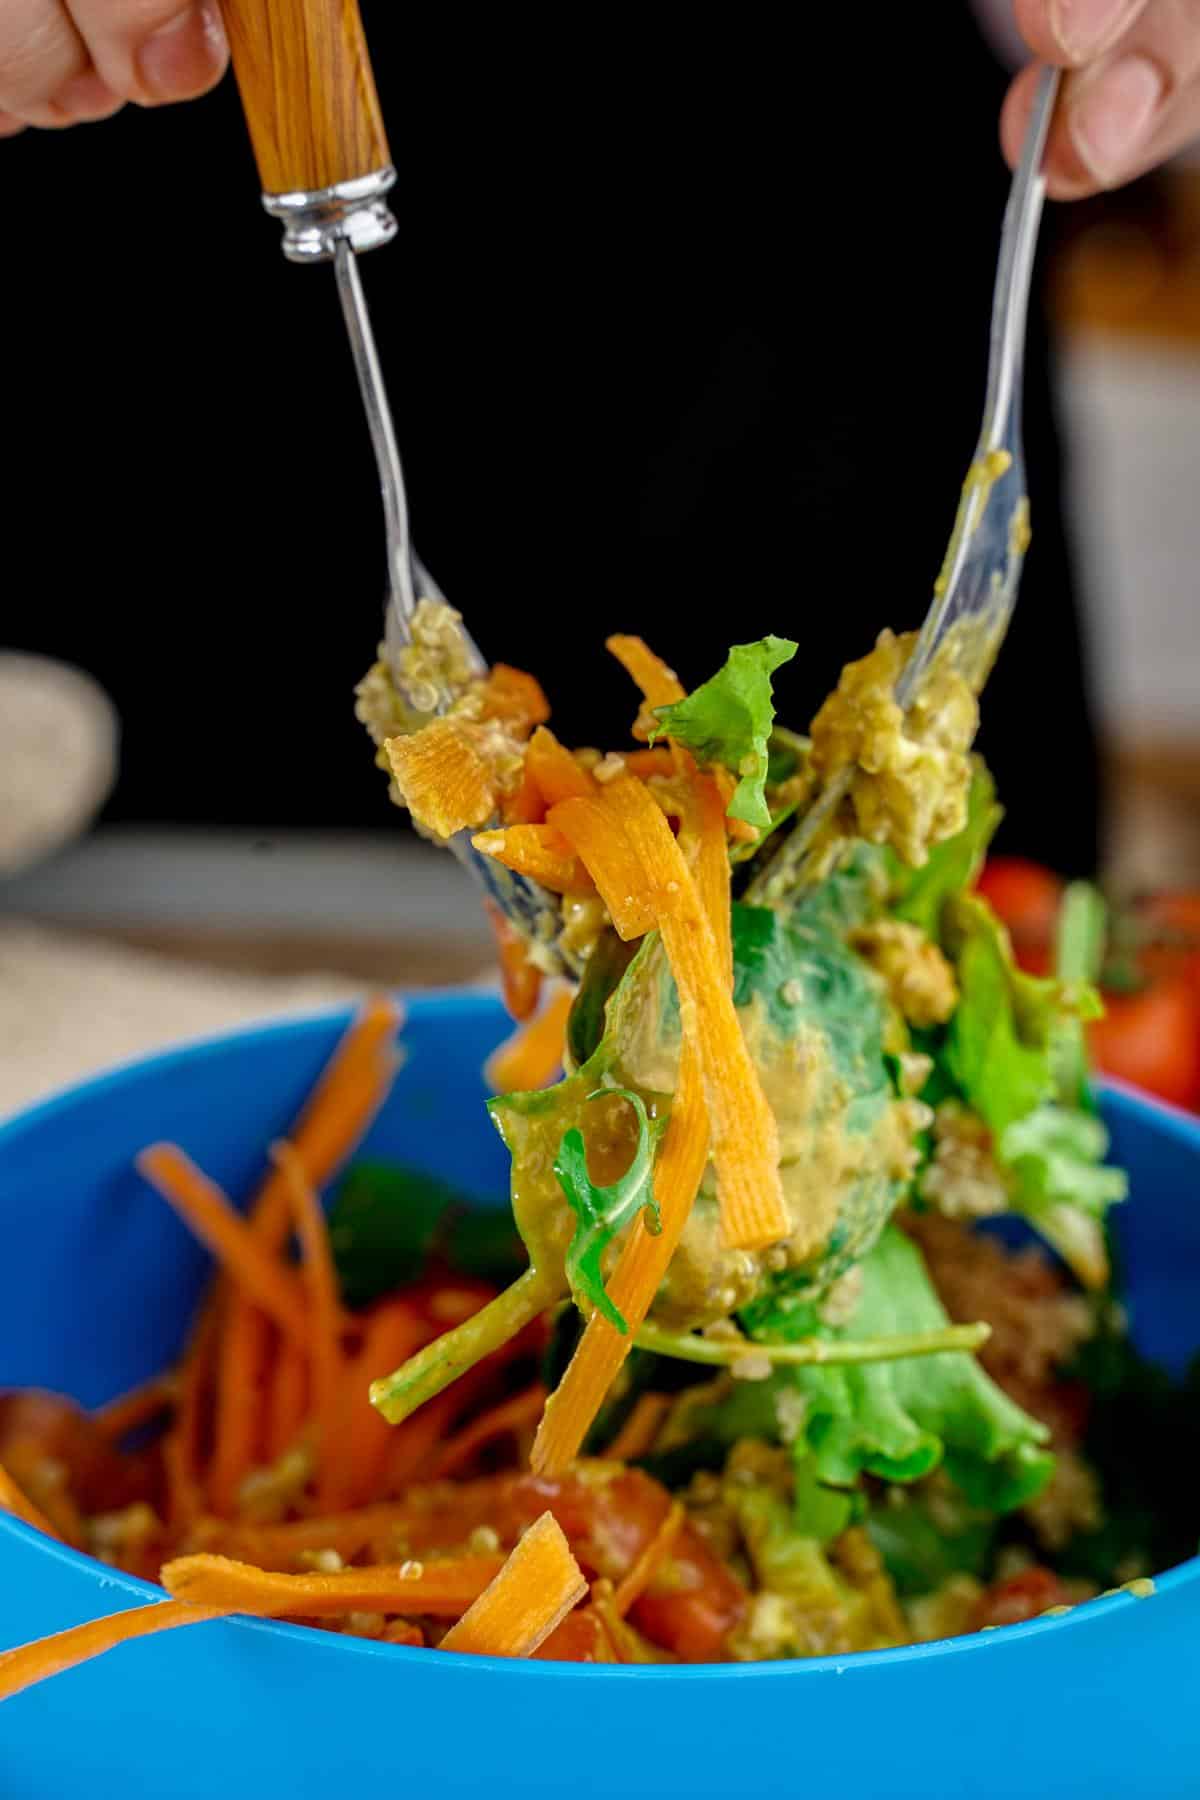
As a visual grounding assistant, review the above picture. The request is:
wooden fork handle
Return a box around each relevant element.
[221,0,391,201]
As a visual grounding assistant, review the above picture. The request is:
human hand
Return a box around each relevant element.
[0,0,227,139]
[1003,1,1200,196]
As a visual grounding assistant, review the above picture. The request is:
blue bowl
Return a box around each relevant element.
[2,994,1199,1800]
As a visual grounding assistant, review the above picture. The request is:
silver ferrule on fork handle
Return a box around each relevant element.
[263,167,399,264]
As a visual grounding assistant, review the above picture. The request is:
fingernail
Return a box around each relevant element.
[1069,54,1163,184]
[1051,0,1138,60]
[49,71,121,121]
[137,2,227,104]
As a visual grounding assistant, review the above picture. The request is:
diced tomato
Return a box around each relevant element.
[974,859,1063,976]
[971,1566,1070,1630]
[1089,977,1200,1113]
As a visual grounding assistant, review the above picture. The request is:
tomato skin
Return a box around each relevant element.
[971,1566,1070,1631]
[1134,893,1200,994]
[975,859,1063,975]
[387,1462,748,1661]
[1089,979,1200,1113]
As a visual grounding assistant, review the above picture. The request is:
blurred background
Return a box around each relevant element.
[2,3,1199,1110]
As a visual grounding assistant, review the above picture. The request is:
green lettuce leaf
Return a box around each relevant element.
[327,1163,524,1307]
[554,1088,664,1332]
[696,1226,1053,1514]
[651,636,798,828]
[890,761,1002,941]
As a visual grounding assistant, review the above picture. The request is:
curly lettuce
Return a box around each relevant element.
[651,636,798,828]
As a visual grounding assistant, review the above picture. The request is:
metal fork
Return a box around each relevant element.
[752,64,1061,903]
[333,244,576,965]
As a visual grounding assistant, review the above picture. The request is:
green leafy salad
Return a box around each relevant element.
[344,618,1196,1658]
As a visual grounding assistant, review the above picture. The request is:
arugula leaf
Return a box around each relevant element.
[327,1163,525,1308]
[554,1088,664,1333]
[890,761,1002,941]
[651,636,798,828]
[327,1163,464,1308]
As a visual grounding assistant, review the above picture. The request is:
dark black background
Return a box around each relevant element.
[1,6,1100,870]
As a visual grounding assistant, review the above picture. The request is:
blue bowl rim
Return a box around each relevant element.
[1,994,1197,1682]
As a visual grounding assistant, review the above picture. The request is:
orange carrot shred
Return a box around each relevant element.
[0,1462,60,1540]
[0,1601,229,1704]
[621,748,677,780]
[263,1331,308,1463]
[137,1145,309,1343]
[478,664,551,734]
[486,987,574,1095]
[546,795,657,940]
[600,774,788,1251]
[90,1376,175,1445]
[246,994,402,1250]
[322,1302,429,1512]
[161,1552,505,1619]
[163,1289,223,1529]
[524,727,596,806]
[472,824,594,896]
[207,1299,273,1519]
[484,900,543,1022]
[428,1384,548,1479]
[500,762,546,827]
[439,1513,587,1658]
[384,718,499,839]
[613,1501,685,1616]
[605,635,686,740]
[271,1141,344,1508]
[603,1393,671,1464]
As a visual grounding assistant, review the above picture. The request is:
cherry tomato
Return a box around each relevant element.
[975,859,1063,976]
[972,1566,1070,1630]
[1089,978,1200,1113]
[389,1462,748,1661]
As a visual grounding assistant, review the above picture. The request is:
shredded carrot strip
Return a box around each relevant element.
[531,765,765,1471]
[605,635,686,739]
[687,770,735,985]
[263,1332,308,1462]
[207,1300,273,1519]
[472,824,594,896]
[613,1501,685,1616]
[428,1384,548,1479]
[0,1601,228,1703]
[323,1302,429,1511]
[478,664,551,733]
[0,1462,60,1539]
[524,726,596,806]
[384,718,499,839]
[137,1146,309,1343]
[484,900,543,1022]
[91,1376,174,1445]
[486,987,574,1095]
[601,775,788,1251]
[622,748,677,779]
[162,1552,505,1619]
[381,1385,472,1492]
[246,995,402,1250]
[439,1513,587,1658]
[500,761,546,826]
[603,1393,672,1464]
[198,1502,422,1568]
[271,1142,344,1508]
[163,1290,222,1529]
[546,795,657,940]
